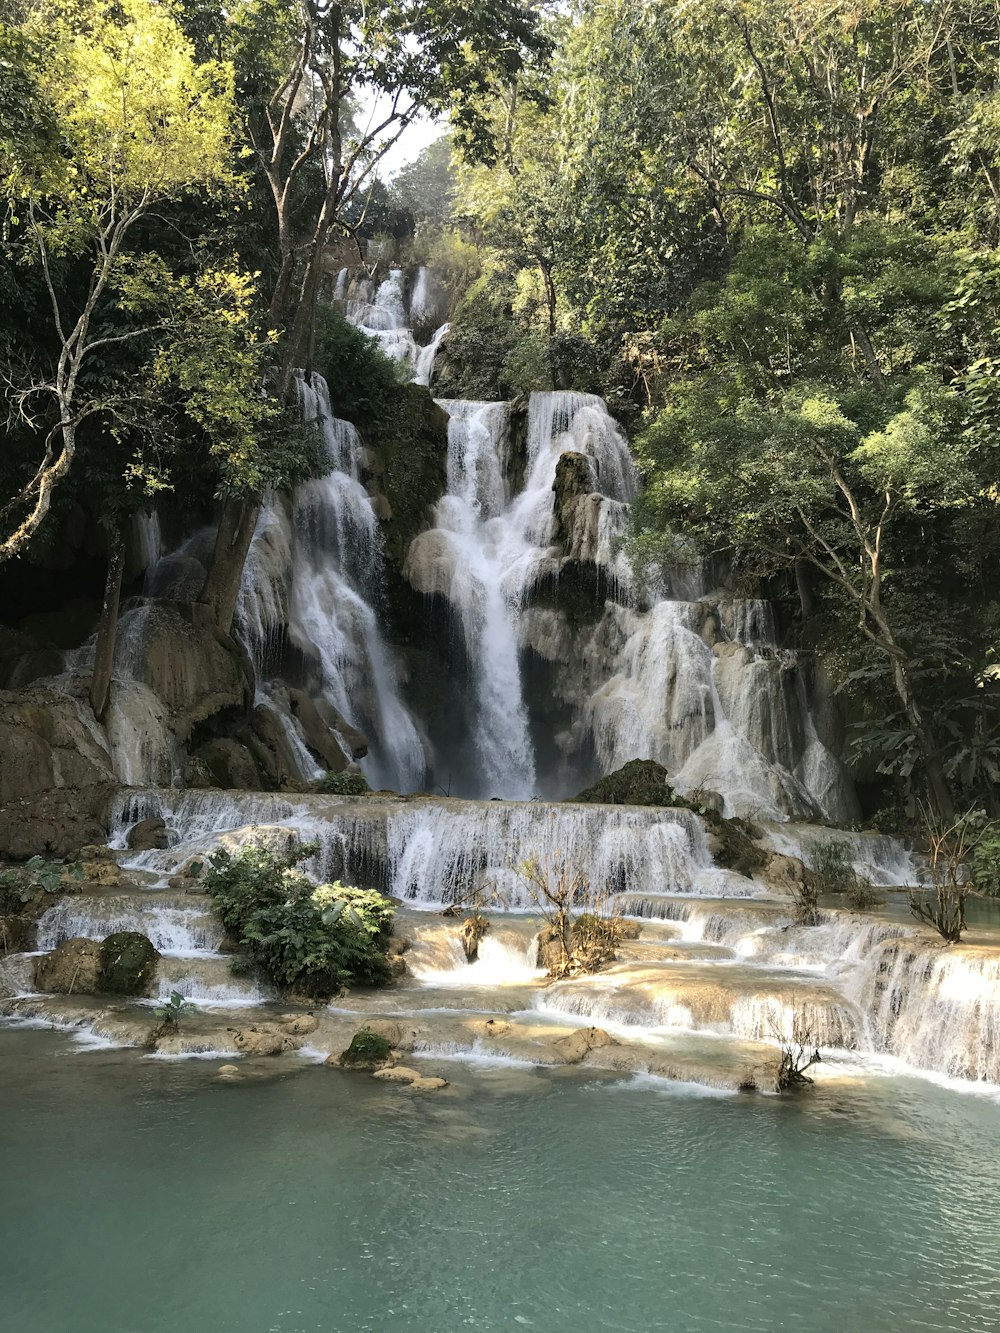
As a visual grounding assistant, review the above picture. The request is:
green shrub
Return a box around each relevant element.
[0,856,83,913]
[810,840,883,910]
[315,770,370,796]
[339,1027,393,1067]
[203,841,394,998]
[971,831,1000,897]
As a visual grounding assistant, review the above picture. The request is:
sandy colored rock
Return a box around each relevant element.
[34,938,102,994]
[553,1026,616,1064]
[408,1076,448,1091]
[217,1064,241,1076]
[279,1013,319,1036]
[372,1065,422,1083]
[474,1017,512,1039]
[230,1025,299,1056]
[358,1018,413,1050]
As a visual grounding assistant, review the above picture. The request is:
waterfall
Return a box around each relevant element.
[235,372,426,792]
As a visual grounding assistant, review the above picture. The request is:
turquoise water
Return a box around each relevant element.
[1,1028,999,1333]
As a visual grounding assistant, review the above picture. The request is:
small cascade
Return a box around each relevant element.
[153,955,267,1005]
[36,893,224,956]
[341,265,449,384]
[406,919,544,987]
[761,822,926,886]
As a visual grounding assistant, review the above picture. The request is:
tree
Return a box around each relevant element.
[0,0,235,561]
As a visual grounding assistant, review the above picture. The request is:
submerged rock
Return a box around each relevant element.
[230,1024,300,1056]
[552,1026,616,1065]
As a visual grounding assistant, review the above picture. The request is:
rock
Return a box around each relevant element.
[359,1018,411,1050]
[0,687,117,859]
[372,1065,422,1083]
[230,1025,298,1056]
[34,937,102,994]
[408,1076,448,1091]
[552,451,595,550]
[111,603,251,740]
[288,689,352,771]
[191,738,262,791]
[217,1063,241,1079]
[536,925,568,974]
[570,759,677,808]
[763,852,808,893]
[338,1026,396,1068]
[474,1017,512,1039]
[278,1013,319,1036]
[78,844,118,863]
[127,818,169,852]
[553,1026,616,1065]
[0,915,34,952]
[313,699,368,760]
[99,931,160,995]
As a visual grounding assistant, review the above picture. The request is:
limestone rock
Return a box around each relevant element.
[408,1076,448,1091]
[112,603,251,740]
[230,1025,299,1056]
[571,759,677,808]
[763,852,808,893]
[0,687,116,859]
[372,1065,422,1083]
[552,451,595,550]
[192,738,262,791]
[357,1018,413,1050]
[288,689,351,771]
[553,1026,616,1065]
[278,1013,319,1036]
[0,915,34,953]
[127,818,169,852]
[34,937,102,994]
[474,1017,512,1039]
[313,699,368,760]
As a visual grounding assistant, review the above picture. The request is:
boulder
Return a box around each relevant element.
[313,699,368,760]
[763,852,808,893]
[553,1026,616,1065]
[408,1076,448,1091]
[112,603,251,740]
[552,451,595,550]
[473,1017,512,1039]
[0,687,117,859]
[127,818,169,852]
[0,915,34,953]
[372,1065,422,1083]
[288,689,351,771]
[230,1024,299,1056]
[191,738,262,791]
[278,1013,319,1036]
[34,937,102,994]
[98,931,160,995]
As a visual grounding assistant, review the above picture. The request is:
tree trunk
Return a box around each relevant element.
[198,497,261,633]
[89,524,126,723]
[891,657,955,819]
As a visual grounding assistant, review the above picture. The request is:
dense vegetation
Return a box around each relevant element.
[1,0,998,823]
[204,840,395,997]
[396,1,1000,822]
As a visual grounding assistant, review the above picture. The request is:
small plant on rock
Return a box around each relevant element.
[810,840,883,911]
[908,805,998,943]
[153,991,198,1028]
[0,856,84,912]
[315,770,370,797]
[771,1020,822,1092]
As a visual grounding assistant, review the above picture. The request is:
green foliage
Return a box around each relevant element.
[970,833,1000,899]
[0,857,84,911]
[315,770,370,797]
[338,1027,393,1068]
[809,841,883,911]
[204,840,394,997]
[153,990,198,1026]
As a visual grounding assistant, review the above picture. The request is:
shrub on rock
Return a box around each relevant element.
[339,1027,394,1068]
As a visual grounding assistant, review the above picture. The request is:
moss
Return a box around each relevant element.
[570,760,679,808]
[339,1027,393,1068]
[371,385,449,569]
[314,770,370,796]
[98,931,160,995]
[705,814,770,878]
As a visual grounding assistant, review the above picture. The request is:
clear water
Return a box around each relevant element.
[2,1029,999,1333]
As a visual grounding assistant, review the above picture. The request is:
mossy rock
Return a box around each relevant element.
[313,770,370,797]
[571,760,678,808]
[98,931,160,995]
[705,815,769,878]
[339,1027,394,1068]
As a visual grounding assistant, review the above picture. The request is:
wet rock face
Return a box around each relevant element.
[126,818,169,852]
[191,738,263,791]
[0,688,117,859]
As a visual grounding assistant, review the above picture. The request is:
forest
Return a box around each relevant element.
[1,0,999,828]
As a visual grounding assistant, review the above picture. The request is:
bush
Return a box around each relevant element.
[810,840,883,910]
[315,770,370,796]
[203,841,394,997]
